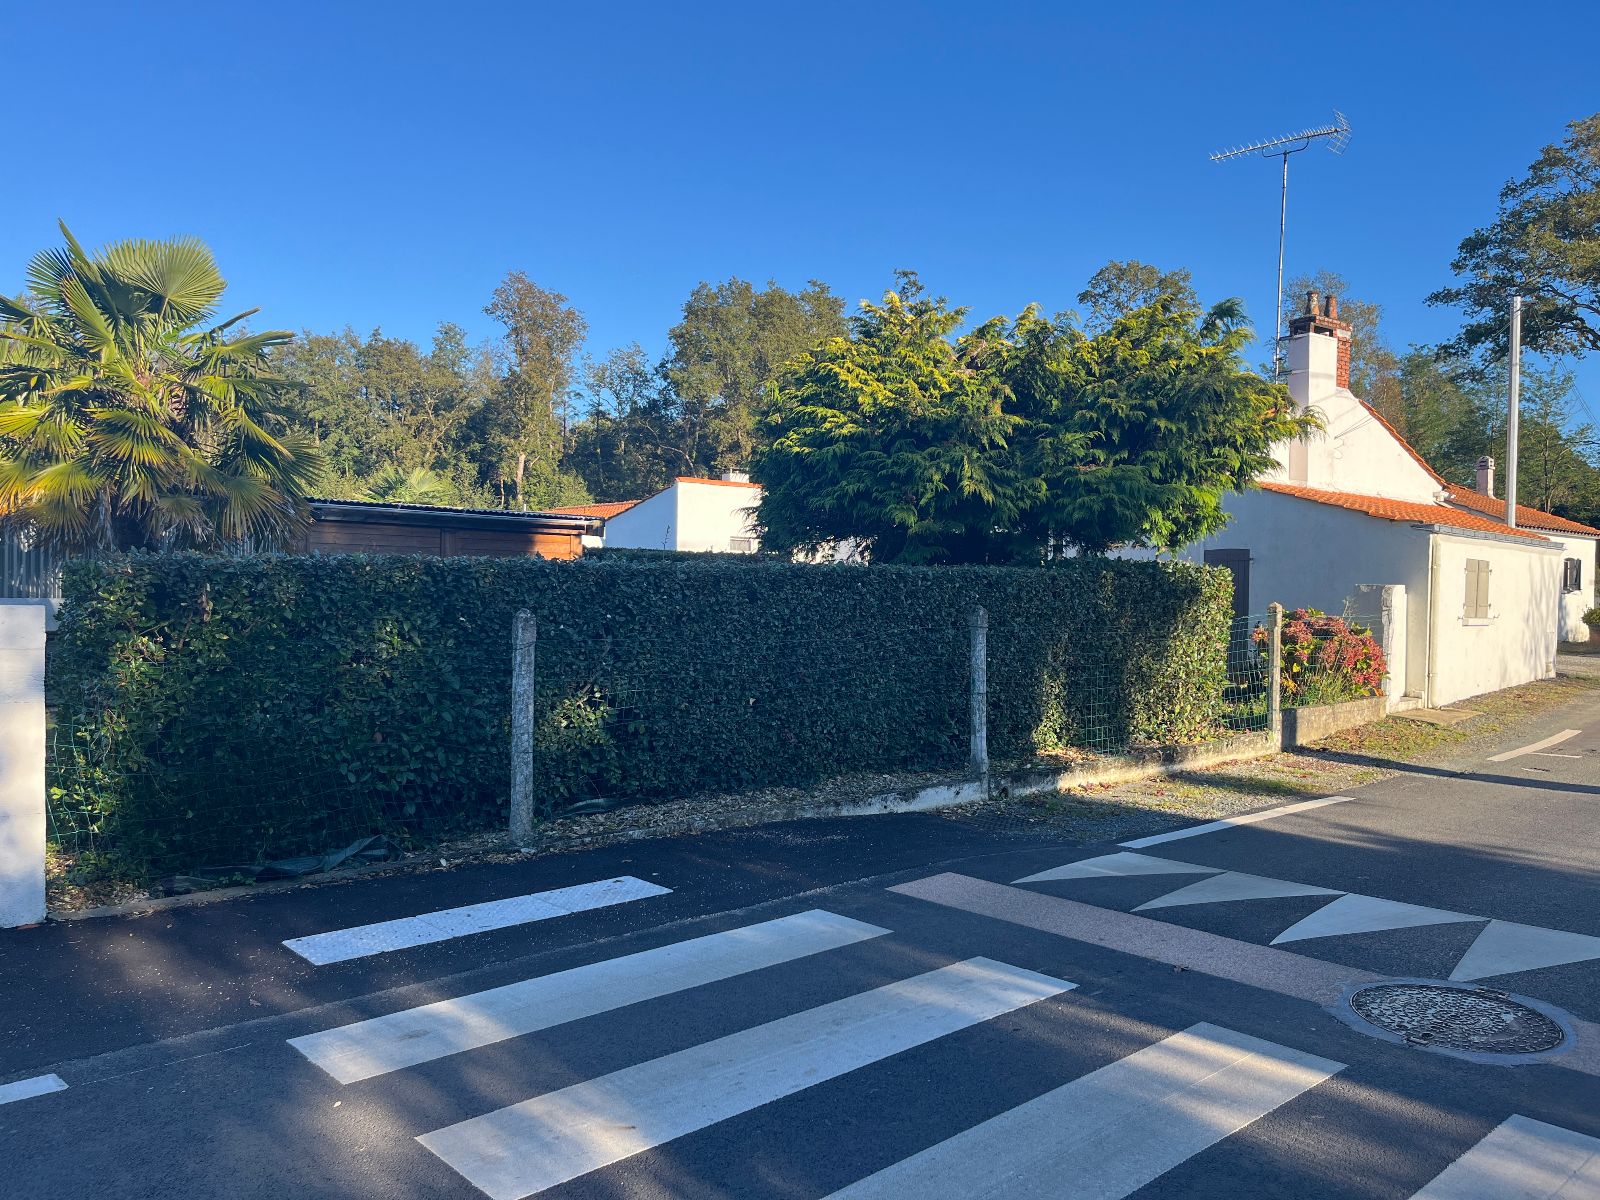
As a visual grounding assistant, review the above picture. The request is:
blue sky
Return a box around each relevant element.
[7,1,1598,399]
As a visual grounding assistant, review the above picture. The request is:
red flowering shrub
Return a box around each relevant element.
[1254,608,1386,704]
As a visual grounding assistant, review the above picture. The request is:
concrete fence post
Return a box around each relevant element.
[1267,602,1284,750]
[969,606,989,792]
[509,609,537,847]
[1,600,47,928]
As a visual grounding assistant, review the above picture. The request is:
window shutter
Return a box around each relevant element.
[1464,559,1491,619]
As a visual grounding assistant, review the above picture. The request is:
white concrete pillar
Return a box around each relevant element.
[1355,583,1406,709]
[0,600,47,927]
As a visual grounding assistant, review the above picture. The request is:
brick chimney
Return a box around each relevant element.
[1287,291,1352,391]
[1476,455,1495,499]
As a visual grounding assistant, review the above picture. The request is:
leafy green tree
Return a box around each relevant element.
[1077,260,1196,333]
[755,278,1029,564]
[1506,365,1600,521]
[0,224,323,551]
[568,344,679,500]
[1003,296,1310,554]
[663,277,846,474]
[480,271,590,508]
[1430,113,1600,359]
[1394,349,1496,485]
[756,274,1308,562]
[277,323,496,503]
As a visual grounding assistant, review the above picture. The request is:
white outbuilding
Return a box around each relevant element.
[554,473,763,554]
[1173,293,1596,709]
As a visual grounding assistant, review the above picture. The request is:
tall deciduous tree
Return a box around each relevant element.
[568,344,679,501]
[663,277,846,475]
[1077,260,1196,333]
[0,224,323,551]
[1430,113,1600,360]
[277,323,496,504]
[482,271,590,508]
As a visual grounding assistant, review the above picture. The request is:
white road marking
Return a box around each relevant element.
[1133,871,1342,911]
[824,1022,1343,1200]
[418,957,1074,1200]
[1270,894,1481,945]
[282,876,671,965]
[1119,796,1352,849]
[1488,729,1583,763]
[1533,752,1582,759]
[1449,920,1600,982]
[0,1073,67,1106]
[1409,1114,1600,1198]
[289,910,888,1083]
[1014,851,1221,885]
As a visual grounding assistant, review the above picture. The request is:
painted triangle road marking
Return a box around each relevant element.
[1409,1114,1600,1197]
[1134,872,1343,912]
[1449,920,1600,982]
[1015,852,1222,885]
[1270,894,1482,945]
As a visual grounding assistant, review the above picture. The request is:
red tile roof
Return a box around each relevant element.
[1442,485,1600,537]
[548,500,641,520]
[1257,481,1550,541]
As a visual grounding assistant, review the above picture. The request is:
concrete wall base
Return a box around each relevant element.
[1281,694,1388,748]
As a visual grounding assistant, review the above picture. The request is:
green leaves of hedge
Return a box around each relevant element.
[48,552,1230,878]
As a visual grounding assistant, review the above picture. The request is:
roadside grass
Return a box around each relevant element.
[1041,672,1600,822]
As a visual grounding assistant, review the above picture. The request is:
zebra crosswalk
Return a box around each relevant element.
[420,957,1070,1199]
[282,901,1597,1199]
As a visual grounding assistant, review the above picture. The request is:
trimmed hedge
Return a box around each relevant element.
[47,553,1231,878]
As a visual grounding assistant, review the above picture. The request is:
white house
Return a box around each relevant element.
[1173,292,1595,709]
[1441,463,1598,644]
[556,473,763,554]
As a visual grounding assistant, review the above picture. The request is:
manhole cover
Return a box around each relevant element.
[1348,983,1567,1055]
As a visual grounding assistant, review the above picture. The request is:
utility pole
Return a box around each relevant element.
[1506,295,1522,528]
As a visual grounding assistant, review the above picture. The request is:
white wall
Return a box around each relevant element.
[603,479,762,552]
[1268,328,1441,503]
[1178,488,1433,614]
[1426,533,1560,707]
[604,488,678,550]
[673,480,760,552]
[0,600,47,927]
[1176,489,1433,701]
[1548,533,1597,643]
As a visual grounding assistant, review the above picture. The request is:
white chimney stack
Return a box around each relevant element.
[1476,456,1495,499]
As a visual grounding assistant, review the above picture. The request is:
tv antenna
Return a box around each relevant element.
[1212,111,1351,380]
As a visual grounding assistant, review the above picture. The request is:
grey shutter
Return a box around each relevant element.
[1464,559,1489,619]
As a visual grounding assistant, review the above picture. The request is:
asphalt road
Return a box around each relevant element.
[4,690,1600,1199]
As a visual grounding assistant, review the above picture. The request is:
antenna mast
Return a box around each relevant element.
[1211,112,1351,380]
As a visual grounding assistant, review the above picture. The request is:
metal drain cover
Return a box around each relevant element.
[1349,982,1567,1055]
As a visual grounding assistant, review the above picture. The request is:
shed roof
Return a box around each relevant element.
[308,498,598,532]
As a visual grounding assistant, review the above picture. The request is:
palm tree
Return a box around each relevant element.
[0,222,324,552]
[360,464,457,506]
